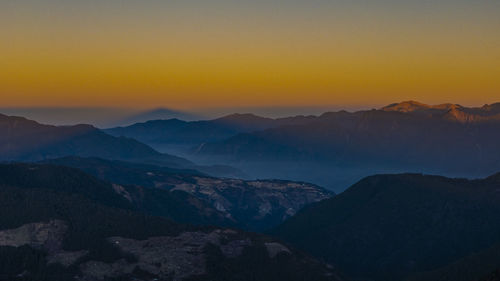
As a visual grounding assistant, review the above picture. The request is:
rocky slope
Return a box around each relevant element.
[167,177,332,231]
[0,220,339,281]
[44,157,333,231]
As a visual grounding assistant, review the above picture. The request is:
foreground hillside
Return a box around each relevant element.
[43,157,333,231]
[273,172,500,281]
[0,163,344,281]
[0,163,234,227]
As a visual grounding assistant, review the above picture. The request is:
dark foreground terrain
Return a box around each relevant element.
[0,163,344,281]
[274,172,500,281]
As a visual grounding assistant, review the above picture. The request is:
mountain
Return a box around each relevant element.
[273,173,500,281]
[0,107,141,128]
[0,113,244,178]
[104,113,316,153]
[105,118,241,150]
[382,100,500,123]
[405,173,500,281]
[194,102,500,191]
[43,156,333,231]
[381,100,462,114]
[0,163,345,281]
[117,108,202,126]
[0,113,188,165]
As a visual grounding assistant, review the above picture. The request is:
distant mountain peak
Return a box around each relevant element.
[217,113,272,122]
[481,102,500,112]
[381,101,463,113]
[141,118,186,125]
[382,100,430,112]
[0,113,40,124]
[116,107,201,126]
[441,106,477,123]
[1,113,100,131]
[212,113,275,131]
[379,101,500,123]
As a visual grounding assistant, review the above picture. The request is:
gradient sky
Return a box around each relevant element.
[1,0,499,109]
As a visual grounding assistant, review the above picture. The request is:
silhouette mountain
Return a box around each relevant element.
[105,112,316,151]
[0,113,187,164]
[193,102,500,191]
[273,173,500,281]
[0,113,244,178]
[116,108,201,126]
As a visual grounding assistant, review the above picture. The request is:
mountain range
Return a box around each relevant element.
[382,101,500,122]
[104,101,500,192]
[105,113,316,154]
[0,113,242,178]
[3,103,500,280]
[116,108,202,126]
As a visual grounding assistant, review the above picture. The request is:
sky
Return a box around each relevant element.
[1,0,499,109]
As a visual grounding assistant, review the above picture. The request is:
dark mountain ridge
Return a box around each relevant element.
[273,172,500,281]
[194,102,500,191]
[0,113,186,164]
[104,112,317,151]
[0,113,243,178]
[103,101,500,192]
[106,101,500,152]
[116,107,201,126]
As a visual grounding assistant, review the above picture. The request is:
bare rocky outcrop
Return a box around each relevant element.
[0,220,88,266]
[79,229,253,281]
[0,220,66,251]
[0,221,258,281]
[112,183,133,202]
[40,156,333,231]
[0,220,340,281]
[166,177,332,229]
[265,242,291,258]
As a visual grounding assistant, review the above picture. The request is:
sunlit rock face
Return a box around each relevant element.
[168,177,333,230]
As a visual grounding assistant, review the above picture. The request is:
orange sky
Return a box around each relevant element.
[1,1,499,109]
